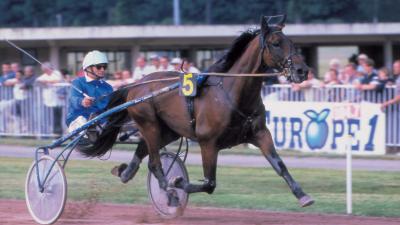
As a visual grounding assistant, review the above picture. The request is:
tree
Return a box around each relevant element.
[0,0,399,28]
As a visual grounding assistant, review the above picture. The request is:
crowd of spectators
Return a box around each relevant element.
[111,55,199,89]
[0,55,199,135]
[0,52,399,135]
[0,55,199,94]
[284,53,400,108]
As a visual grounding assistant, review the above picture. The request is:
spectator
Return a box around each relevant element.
[11,62,20,74]
[324,69,341,86]
[293,68,322,89]
[57,69,72,105]
[4,67,37,132]
[381,60,400,110]
[354,59,379,91]
[182,59,200,73]
[377,68,395,89]
[292,68,322,101]
[60,68,74,83]
[147,54,162,73]
[35,62,64,136]
[324,58,341,82]
[0,62,15,86]
[323,68,342,102]
[170,57,183,72]
[21,66,38,89]
[111,70,135,89]
[341,63,361,85]
[5,66,37,89]
[133,57,151,81]
[107,71,124,89]
[22,66,39,132]
[121,70,134,83]
[159,56,174,71]
[9,70,27,129]
[392,59,400,79]
[356,53,368,74]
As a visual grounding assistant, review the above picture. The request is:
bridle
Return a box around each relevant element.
[259,28,296,80]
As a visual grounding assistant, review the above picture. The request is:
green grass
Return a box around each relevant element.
[1,157,399,217]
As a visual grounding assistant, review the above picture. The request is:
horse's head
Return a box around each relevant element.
[259,15,308,83]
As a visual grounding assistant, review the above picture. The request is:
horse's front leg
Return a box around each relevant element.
[172,140,217,194]
[253,129,314,207]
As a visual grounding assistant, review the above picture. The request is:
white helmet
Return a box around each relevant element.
[82,50,108,70]
[170,57,182,65]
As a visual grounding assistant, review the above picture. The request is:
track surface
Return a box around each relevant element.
[1,200,400,225]
[2,145,400,224]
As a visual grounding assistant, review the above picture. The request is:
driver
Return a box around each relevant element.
[66,50,113,136]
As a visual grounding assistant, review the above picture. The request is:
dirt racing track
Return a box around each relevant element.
[2,200,400,225]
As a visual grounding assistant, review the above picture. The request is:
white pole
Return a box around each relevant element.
[173,0,181,25]
[346,133,352,214]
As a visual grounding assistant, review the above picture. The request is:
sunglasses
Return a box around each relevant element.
[94,64,108,70]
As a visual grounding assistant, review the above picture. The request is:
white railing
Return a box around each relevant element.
[0,84,399,147]
[0,84,69,137]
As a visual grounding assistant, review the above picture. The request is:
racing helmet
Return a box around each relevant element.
[82,50,108,70]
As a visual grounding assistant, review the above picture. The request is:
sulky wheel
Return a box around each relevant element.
[147,151,189,218]
[25,155,67,224]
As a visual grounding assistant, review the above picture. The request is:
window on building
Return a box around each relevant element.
[139,51,181,60]
[21,49,38,66]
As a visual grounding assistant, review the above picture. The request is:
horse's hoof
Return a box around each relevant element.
[167,189,181,207]
[111,163,127,177]
[168,205,184,217]
[168,176,184,189]
[298,195,314,207]
[120,164,140,183]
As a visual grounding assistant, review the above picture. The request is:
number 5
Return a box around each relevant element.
[182,73,194,96]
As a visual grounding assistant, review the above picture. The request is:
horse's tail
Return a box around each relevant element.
[77,88,129,157]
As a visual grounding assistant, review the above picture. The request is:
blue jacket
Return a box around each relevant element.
[66,77,113,126]
[0,72,16,85]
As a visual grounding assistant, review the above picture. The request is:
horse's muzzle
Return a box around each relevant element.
[290,67,308,83]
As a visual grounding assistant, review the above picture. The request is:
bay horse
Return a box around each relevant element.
[78,15,314,207]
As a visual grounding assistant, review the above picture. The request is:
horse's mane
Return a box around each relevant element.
[208,29,260,73]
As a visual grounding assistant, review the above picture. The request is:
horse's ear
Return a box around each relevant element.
[277,14,286,29]
[260,16,270,35]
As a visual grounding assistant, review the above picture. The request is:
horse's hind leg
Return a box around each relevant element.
[139,123,182,207]
[115,128,180,183]
[112,140,148,183]
[254,129,314,207]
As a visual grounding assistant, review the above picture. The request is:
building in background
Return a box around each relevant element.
[1,23,400,77]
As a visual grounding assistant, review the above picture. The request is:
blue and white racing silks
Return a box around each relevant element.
[66,77,113,126]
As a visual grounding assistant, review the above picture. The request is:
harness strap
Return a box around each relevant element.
[185,97,196,131]
[209,78,260,141]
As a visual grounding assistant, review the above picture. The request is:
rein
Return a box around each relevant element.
[197,71,285,77]
[97,31,293,102]
[105,70,286,98]
[123,70,286,88]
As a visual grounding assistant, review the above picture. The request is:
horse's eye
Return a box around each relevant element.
[272,42,280,47]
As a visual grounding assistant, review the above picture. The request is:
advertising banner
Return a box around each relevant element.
[263,101,386,155]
